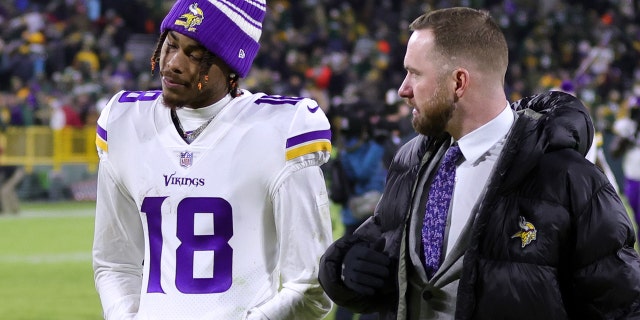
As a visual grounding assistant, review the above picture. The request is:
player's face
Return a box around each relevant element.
[398,29,456,136]
[159,31,230,109]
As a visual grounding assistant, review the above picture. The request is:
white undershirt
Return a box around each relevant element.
[446,103,514,255]
[175,94,232,131]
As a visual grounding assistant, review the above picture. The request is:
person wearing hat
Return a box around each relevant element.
[92,1,333,319]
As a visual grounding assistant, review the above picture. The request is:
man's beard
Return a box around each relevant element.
[412,85,455,136]
[161,86,213,110]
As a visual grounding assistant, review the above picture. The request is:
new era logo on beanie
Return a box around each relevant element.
[161,0,266,78]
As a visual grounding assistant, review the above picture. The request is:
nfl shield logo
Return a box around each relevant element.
[180,151,193,168]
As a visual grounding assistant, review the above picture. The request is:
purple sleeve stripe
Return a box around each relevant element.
[286,129,331,148]
[255,96,304,105]
[97,124,107,141]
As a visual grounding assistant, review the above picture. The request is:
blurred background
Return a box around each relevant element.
[0,0,638,319]
[0,0,638,203]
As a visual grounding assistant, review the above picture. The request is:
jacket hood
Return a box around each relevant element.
[511,90,594,156]
[496,91,594,191]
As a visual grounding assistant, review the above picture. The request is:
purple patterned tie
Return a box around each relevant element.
[422,144,462,278]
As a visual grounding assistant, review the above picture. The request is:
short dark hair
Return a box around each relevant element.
[410,7,508,77]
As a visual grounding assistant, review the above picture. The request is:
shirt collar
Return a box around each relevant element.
[456,103,514,164]
[179,94,233,120]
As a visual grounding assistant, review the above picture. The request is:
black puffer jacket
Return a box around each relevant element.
[319,91,640,319]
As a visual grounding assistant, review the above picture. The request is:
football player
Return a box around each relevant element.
[92,1,333,319]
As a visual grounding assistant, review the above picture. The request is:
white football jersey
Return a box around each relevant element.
[93,89,333,320]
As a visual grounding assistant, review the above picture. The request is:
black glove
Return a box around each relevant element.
[341,238,391,295]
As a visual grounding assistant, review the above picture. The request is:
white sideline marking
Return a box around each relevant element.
[0,252,91,264]
[0,210,94,220]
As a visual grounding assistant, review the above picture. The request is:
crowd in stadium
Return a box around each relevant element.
[0,0,636,126]
[0,0,638,185]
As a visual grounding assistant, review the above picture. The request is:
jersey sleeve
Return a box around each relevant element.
[95,91,120,155]
[283,97,332,167]
[250,166,333,319]
[247,96,333,318]
[92,91,146,320]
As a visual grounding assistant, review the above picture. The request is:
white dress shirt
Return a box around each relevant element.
[445,104,514,256]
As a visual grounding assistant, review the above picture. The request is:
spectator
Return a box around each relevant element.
[0,0,638,139]
[611,99,640,241]
[337,106,387,236]
[333,107,387,320]
[48,96,83,130]
[0,165,25,214]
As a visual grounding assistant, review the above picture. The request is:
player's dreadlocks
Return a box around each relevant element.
[150,31,241,97]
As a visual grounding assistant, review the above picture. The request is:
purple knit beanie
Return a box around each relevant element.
[161,0,266,78]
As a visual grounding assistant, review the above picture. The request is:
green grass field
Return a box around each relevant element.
[1,199,637,320]
[0,201,347,320]
[0,201,101,320]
